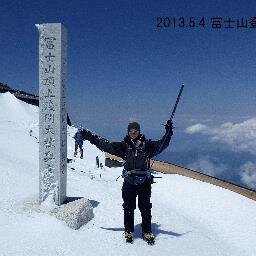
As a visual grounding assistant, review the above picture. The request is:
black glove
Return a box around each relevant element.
[164,120,173,136]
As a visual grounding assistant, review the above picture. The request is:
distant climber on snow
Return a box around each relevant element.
[73,128,84,159]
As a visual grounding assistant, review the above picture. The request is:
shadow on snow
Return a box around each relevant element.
[64,197,100,208]
[100,223,190,239]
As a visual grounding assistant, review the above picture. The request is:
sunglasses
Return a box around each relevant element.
[129,129,139,133]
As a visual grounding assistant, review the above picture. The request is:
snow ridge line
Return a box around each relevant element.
[152,160,256,201]
[105,153,256,201]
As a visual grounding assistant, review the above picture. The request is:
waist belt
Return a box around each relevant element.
[124,169,150,175]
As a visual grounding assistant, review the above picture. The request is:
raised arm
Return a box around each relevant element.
[147,120,173,158]
[81,129,126,158]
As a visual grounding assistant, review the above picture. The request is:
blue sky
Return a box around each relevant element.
[1,0,255,136]
[1,0,256,188]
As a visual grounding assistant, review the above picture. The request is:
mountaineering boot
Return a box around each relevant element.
[142,231,155,245]
[124,231,134,243]
[80,149,83,159]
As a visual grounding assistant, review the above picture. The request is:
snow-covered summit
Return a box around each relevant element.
[0,92,255,256]
[0,91,38,126]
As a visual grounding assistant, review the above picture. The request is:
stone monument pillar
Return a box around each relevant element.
[36,23,67,205]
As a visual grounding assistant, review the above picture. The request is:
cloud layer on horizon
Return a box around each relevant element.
[185,117,256,189]
[240,161,256,190]
[185,118,256,155]
[188,155,227,177]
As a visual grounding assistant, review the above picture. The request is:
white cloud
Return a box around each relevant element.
[185,117,256,155]
[185,124,208,134]
[239,161,256,190]
[188,155,227,177]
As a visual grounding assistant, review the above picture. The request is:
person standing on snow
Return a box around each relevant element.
[82,120,173,244]
[73,128,84,159]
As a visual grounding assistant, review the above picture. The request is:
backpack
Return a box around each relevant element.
[122,135,151,185]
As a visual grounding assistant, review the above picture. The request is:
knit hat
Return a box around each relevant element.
[127,122,140,132]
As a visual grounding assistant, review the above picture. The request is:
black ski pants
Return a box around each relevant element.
[122,179,152,233]
[75,141,83,151]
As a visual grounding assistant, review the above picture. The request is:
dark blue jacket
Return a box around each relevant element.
[96,132,171,161]
[74,131,84,145]
[84,128,172,184]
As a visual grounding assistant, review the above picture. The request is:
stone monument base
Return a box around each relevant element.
[50,198,94,229]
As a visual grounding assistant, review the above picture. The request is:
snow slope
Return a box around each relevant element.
[0,92,255,256]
